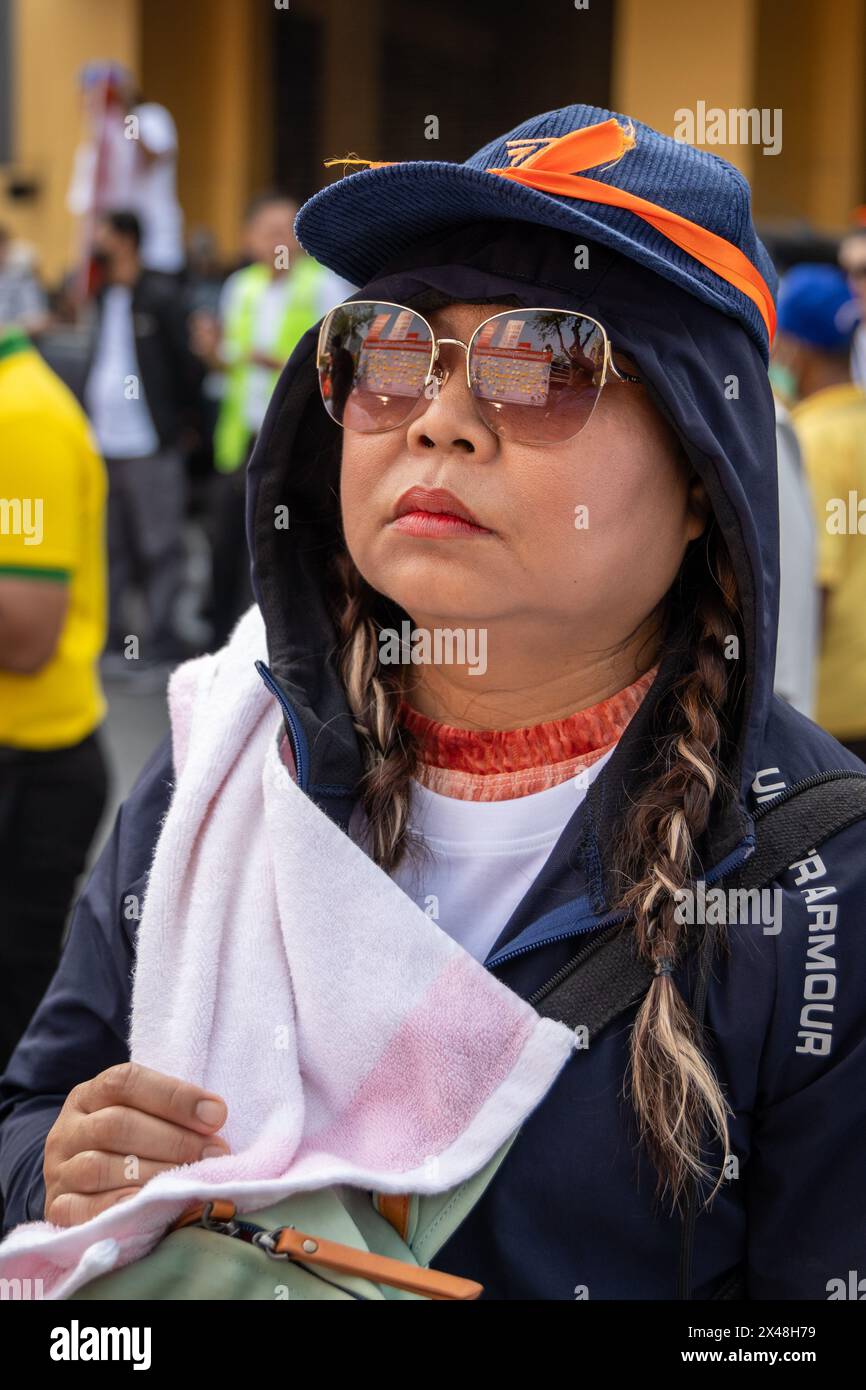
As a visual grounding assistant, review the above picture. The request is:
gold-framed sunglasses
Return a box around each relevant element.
[316,300,641,446]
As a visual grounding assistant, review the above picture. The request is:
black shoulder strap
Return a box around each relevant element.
[733,770,866,891]
[684,771,866,1303]
[532,771,866,1038]
[529,921,649,1039]
[529,770,866,1301]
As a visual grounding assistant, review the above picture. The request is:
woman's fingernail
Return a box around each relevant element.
[196,1099,224,1126]
[202,1145,228,1159]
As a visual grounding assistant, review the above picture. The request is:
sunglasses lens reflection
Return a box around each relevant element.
[469,310,607,443]
[317,304,613,443]
[318,303,433,431]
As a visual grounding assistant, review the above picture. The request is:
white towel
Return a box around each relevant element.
[0,604,577,1298]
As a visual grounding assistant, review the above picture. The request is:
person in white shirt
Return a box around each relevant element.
[68,64,185,278]
[83,211,202,670]
[125,101,184,276]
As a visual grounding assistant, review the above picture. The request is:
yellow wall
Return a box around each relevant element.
[613,0,758,179]
[140,0,273,258]
[613,0,866,231]
[4,0,866,281]
[807,0,866,230]
[755,0,865,229]
[5,0,140,281]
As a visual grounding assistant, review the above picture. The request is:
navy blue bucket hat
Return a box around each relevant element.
[295,102,778,363]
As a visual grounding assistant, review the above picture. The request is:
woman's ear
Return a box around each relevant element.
[685,473,712,541]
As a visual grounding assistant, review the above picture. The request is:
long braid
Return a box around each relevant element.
[330,550,423,872]
[611,527,743,1207]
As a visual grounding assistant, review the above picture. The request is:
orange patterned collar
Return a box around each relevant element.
[398,665,659,802]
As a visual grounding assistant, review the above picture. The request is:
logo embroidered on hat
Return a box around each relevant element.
[485,121,776,346]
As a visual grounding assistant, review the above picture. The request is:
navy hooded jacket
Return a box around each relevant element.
[2,225,865,1300]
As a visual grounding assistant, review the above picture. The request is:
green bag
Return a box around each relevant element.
[67,1133,519,1302]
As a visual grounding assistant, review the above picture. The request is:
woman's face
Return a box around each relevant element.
[339,301,709,664]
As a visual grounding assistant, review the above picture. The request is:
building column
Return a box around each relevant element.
[141,0,273,259]
[801,0,866,230]
[612,0,759,180]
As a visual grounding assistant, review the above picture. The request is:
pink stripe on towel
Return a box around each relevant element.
[300,951,535,1170]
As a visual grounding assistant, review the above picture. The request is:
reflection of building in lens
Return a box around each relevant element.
[358,310,431,398]
[473,334,552,405]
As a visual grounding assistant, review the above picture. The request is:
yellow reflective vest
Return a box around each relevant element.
[214,257,328,473]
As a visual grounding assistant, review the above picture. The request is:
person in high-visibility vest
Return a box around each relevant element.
[191,193,352,646]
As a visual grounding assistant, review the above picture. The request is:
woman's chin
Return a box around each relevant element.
[383,581,504,628]
[368,556,502,618]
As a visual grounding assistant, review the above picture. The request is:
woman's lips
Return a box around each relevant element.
[391,511,492,538]
[390,486,493,538]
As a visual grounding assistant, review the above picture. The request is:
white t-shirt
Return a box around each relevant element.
[348,746,617,964]
[85,286,160,458]
[67,116,136,216]
[67,104,184,274]
[245,275,295,430]
[130,103,184,273]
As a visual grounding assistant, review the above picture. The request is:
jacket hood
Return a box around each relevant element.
[245,220,779,879]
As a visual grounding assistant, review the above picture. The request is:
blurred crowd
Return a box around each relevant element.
[0,62,350,1068]
[2,60,866,1070]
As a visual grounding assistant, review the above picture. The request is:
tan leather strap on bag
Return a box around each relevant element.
[268,1224,481,1299]
[169,1201,482,1300]
[376,1192,412,1241]
[171,1199,237,1231]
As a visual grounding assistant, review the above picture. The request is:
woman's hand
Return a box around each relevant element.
[43,1062,230,1226]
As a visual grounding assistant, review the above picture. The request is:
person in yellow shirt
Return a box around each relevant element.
[772,264,866,759]
[0,327,110,1069]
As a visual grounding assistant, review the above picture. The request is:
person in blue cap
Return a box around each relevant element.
[2,104,866,1302]
[772,263,866,758]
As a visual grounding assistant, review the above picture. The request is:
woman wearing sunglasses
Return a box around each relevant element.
[2,105,866,1302]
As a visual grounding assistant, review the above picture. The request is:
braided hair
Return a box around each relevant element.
[327,519,744,1207]
[610,523,743,1207]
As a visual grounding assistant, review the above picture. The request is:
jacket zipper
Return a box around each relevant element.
[495,836,756,978]
[525,923,622,1007]
[751,767,866,819]
[255,660,310,791]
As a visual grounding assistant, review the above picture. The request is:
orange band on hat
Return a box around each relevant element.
[487,120,776,344]
[325,116,776,345]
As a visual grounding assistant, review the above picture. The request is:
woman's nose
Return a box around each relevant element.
[405,346,497,458]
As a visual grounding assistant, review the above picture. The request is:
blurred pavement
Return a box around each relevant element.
[87,517,213,867]
[96,674,170,860]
